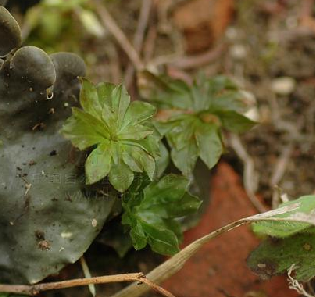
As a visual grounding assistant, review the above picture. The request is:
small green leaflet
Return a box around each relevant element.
[141,72,248,113]
[61,79,160,192]
[122,174,201,255]
[143,73,255,177]
[155,116,224,177]
[252,196,315,237]
[248,195,315,281]
[248,230,315,281]
[212,110,256,133]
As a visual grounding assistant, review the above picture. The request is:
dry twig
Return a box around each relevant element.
[124,0,152,88]
[93,0,143,71]
[229,134,267,213]
[149,43,226,69]
[80,256,96,297]
[271,143,294,209]
[0,273,175,297]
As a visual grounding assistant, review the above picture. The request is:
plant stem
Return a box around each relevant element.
[110,220,248,297]
[0,272,175,297]
[93,0,144,71]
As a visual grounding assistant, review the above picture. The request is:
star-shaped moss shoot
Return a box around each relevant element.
[61,79,160,192]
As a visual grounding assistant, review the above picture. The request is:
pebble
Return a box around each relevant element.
[271,77,296,95]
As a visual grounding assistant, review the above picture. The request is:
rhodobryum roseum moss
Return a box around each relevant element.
[122,174,201,255]
[141,73,256,177]
[61,79,161,192]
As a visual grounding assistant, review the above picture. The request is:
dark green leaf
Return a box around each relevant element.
[209,92,246,113]
[143,222,180,255]
[85,142,112,184]
[155,142,169,178]
[97,81,115,107]
[207,75,239,94]
[167,193,202,217]
[191,76,212,111]
[123,101,156,128]
[153,120,177,136]
[147,73,251,177]
[109,162,134,192]
[165,115,196,150]
[122,145,156,180]
[164,219,183,242]
[61,107,108,149]
[122,146,143,173]
[80,78,102,119]
[252,196,315,238]
[119,124,153,140]
[130,222,148,250]
[101,103,117,133]
[214,110,256,133]
[171,142,198,177]
[252,221,311,238]
[137,134,161,158]
[141,175,189,205]
[248,195,315,281]
[61,79,161,191]
[122,175,201,255]
[141,72,244,113]
[145,74,193,110]
[248,229,315,281]
[111,85,130,128]
[195,123,223,170]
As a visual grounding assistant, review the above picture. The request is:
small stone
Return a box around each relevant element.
[257,263,266,268]
[38,240,50,250]
[92,219,98,227]
[271,77,296,95]
[230,45,248,60]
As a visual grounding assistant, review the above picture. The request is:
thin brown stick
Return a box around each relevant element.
[80,256,96,297]
[143,24,157,63]
[271,143,294,209]
[271,143,294,187]
[125,0,152,87]
[229,134,267,213]
[150,43,225,69]
[171,43,226,69]
[0,273,175,297]
[93,0,143,71]
[139,278,175,297]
